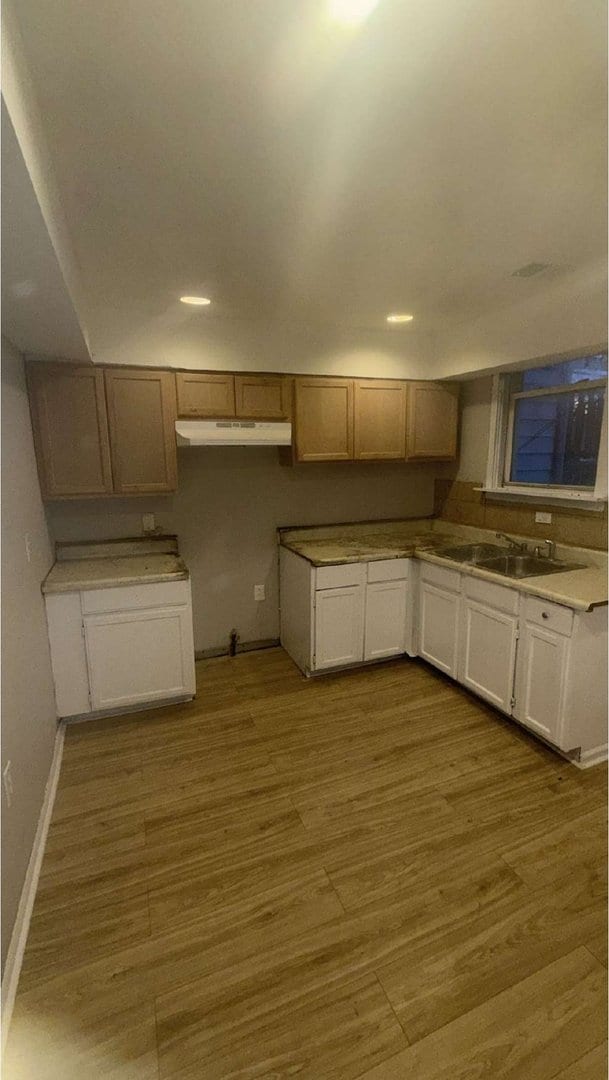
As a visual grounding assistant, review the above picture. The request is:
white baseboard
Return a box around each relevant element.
[575,744,608,769]
[1,721,65,1055]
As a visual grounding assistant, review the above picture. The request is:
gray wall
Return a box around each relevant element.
[456,377,493,482]
[1,337,58,970]
[48,449,445,653]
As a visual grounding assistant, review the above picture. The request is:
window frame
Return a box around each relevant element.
[483,369,608,509]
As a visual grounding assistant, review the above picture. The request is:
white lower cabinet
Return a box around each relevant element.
[513,621,568,746]
[84,605,195,711]
[460,598,518,713]
[364,579,408,661]
[279,551,410,675]
[418,582,460,677]
[314,585,365,671]
[45,578,196,718]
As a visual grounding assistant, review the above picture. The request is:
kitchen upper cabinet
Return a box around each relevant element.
[354,380,407,460]
[294,377,354,462]
[406,382,459,460]
[176,372,236,418]
[27,363,114,499]
[235,375,291,419]
[105,369,178,494]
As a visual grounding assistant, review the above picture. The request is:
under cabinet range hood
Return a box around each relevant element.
[175,420,292,447]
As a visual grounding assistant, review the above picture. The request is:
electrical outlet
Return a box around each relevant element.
[254,584,265,602]
[24,533,32,563]
[3,761,13,808]
[535,511,552,524]
[142,514,156,534]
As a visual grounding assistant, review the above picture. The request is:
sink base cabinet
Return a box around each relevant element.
[417,563,607,763]
[45,580,196,719]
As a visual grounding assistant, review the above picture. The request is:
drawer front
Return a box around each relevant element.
[81,579,191,614]
[523,596,574,637]
[464,575,519,615]
[315,563,366,590]
[419,560,461,594]
[367,558,410,583]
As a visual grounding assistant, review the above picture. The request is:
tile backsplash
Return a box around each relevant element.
[434,480,608,550]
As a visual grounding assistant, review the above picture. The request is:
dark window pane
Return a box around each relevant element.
[510,387,605,487]
[520,354,607,391]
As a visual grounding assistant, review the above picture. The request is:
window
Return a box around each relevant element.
[485,352,608,506]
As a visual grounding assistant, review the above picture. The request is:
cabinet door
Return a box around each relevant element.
[459,599,518,713]
[294,378,354,462]
[235,375,290,419]
[176,372,235,418]
[313,585,364,670]
[364,579,407,661]
[418,581,460,677]
[27,363,113,498]
[513,622,569,745]
[354,380,406,460]
[84,606,194,710]
[406,382,459,460]
[105,369,178,493]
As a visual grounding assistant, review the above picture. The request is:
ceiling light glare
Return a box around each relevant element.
[328,0,380,27]
[180,296,211,306]
[387,313,414,323]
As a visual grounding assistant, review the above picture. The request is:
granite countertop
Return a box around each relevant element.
[279,519,607,612]
[42,537,189,594]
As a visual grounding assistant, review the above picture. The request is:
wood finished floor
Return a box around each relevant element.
[5,648,608,1079]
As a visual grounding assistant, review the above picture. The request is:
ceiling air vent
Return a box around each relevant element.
[511,262,551,278]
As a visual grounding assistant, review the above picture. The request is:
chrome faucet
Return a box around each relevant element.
[534,538,556,560]
[495,532,528,552]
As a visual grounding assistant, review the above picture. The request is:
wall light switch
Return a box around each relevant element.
[254,584,265,602]
[24,533,32,563]
[535,511,552,524]
[142,514,156,534]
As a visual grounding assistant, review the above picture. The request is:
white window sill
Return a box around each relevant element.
[477,486,607,512]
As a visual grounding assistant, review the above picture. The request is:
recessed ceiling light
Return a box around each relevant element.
[328,0,380,27]
[387,313,414,324]
[180,296,211,306]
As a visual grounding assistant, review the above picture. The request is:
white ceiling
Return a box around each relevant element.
[2,0,607,374]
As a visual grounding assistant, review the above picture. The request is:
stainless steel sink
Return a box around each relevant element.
[475,553,586,579]
[435,542,506,564]
[435,541,586,578]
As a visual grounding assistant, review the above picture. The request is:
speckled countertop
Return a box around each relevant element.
[279,519,608,612]
[42,536,189,594]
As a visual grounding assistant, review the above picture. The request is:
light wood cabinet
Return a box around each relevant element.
[105,369,177,494]
[406,382,459,460]
[176,372,236,418]
[235,375,290,419]
[354,380,406,460]
[27,363,113,498]
[294,377,354,462]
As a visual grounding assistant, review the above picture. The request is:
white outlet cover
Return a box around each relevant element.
[254,584,265,601]
[142,514,156,533]
[535,511,552,524]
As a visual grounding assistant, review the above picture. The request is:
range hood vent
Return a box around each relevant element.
[175,420,292,447]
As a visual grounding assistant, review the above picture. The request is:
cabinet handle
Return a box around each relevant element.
[541,612,549,619]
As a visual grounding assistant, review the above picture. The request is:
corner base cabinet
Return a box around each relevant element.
[45,579,196,719]
[279,550,413,676]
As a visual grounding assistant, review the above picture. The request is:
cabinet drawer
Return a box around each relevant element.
[81,579,191,614]
[419,561,461,593]
[523,596,574,637]
[315,563,365,590]
[367,558,410,583]
[464,575,519,615]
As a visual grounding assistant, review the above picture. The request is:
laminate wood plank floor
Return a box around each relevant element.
[5,649,607,1079]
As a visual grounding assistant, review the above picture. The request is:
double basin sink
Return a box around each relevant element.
[435,542,585,580]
